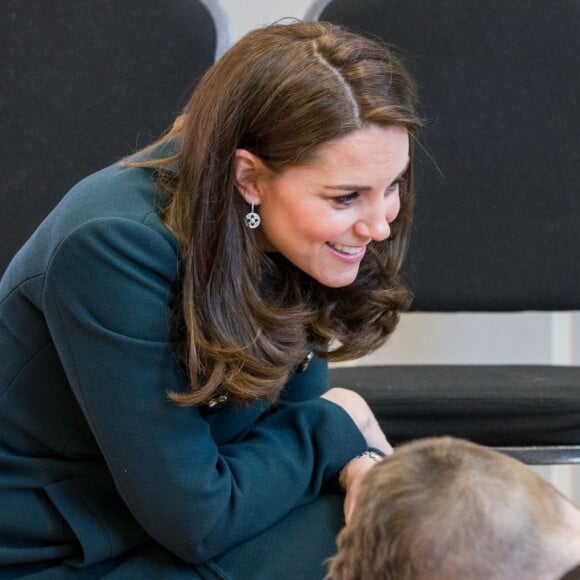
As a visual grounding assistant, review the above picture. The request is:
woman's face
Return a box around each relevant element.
[242,124,410,288]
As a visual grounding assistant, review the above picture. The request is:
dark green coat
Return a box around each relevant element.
[0,159,367,578]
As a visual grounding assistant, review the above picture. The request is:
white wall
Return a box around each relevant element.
[219,0,312,42]
[216,0,580,502]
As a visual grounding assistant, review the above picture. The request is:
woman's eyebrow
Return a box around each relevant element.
[325,183,373,191]
[392,158,411,182]
[324,157,411,192]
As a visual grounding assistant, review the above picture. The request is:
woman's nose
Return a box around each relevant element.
[354,214,391,241]
[354,196,399,241]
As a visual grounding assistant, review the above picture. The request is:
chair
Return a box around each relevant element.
[0,0,229,276]
[306,0,580,465]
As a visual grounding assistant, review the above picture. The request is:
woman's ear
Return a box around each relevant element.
[233,149,268,205]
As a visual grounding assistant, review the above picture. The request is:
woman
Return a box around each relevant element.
[0,21,421,579]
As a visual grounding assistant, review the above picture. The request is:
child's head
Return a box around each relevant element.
[328,436,580,580]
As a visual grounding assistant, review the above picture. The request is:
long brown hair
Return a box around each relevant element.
[131,21,422,405]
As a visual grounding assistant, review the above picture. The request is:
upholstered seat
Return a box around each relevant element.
[1,0,229,275]
[308,0,580,464]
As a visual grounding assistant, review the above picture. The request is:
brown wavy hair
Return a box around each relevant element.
[130,21,422,406]
[327,437,577,580]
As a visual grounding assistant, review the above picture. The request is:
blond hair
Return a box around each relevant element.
[328,437,577,579]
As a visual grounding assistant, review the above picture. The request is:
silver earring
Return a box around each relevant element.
[245,201,261,229]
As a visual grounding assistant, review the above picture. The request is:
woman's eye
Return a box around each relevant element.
[387,176,407,194]
[333,192,359,206]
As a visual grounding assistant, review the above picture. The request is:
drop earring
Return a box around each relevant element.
[245,201,261,229]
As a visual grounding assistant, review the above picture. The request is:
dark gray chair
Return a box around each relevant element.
[307,0,580,464]
[1,0,229,276]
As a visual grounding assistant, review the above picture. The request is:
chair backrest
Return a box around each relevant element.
[1,0,229,275]
[307,0,580,312]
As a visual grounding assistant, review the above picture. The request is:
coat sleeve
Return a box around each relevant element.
[42,217,367,564]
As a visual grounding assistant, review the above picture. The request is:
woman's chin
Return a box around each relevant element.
[312,269,359,288]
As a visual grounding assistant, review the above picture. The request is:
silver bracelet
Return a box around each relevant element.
[355,450,383,463]
[338,450,383,488]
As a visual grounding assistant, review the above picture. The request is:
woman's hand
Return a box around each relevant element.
[320,388,392,523]
[339,454,381,525]
[320,387,392,454]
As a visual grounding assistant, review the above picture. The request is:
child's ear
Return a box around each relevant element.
[233,149,268,205]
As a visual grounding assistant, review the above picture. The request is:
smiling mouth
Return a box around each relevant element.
[327,242,365,255]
